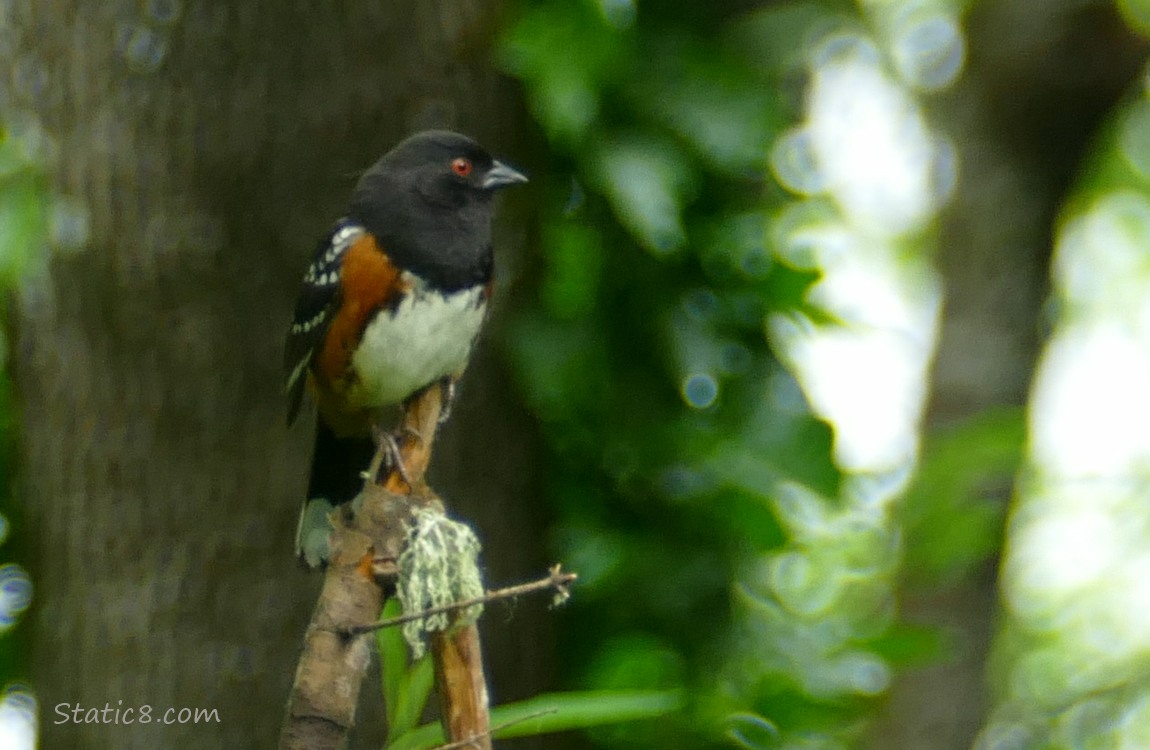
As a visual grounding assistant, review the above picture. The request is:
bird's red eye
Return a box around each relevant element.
[451,157,473,177]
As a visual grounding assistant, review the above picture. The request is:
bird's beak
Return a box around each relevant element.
[482,160,529,190]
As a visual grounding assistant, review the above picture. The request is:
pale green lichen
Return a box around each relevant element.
[396,506,484,658]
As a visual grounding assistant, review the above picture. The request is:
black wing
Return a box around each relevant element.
[284,219,364,424]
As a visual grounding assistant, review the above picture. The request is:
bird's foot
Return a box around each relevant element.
[370,425,413,488]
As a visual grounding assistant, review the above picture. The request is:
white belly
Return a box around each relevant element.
[347,285,486,408]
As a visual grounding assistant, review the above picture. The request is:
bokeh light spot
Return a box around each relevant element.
[770,203,850,270]
[6,112,56,167]
[681,288,718,322]
[658,464,712,501]
[0,565,31,631]
[807,32,937,234]
[0,685,35,750]
[596,0,635,29]
[1008,502,1116,614]
[1031,325,1150,476]
[770,551,841,616]
[771,481,831,536]
[720,342,752,375]
[681,373,718,409]
[891,12,965,91]
[834,650,891,695]
[770,127,825,196]
[145,0,183,25]
[770,314,935,473]
[50,196,91,254]
[116,23,167,72]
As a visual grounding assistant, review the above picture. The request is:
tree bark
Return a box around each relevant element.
[8,1,544,747]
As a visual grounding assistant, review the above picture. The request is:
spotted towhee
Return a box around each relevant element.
[284,130,527,566]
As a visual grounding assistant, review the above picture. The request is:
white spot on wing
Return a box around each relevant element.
[290,308,327,335]
[332,225,361,247]
[286,355,311,394]
[305,223,365,288]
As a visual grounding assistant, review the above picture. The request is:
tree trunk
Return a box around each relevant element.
[870,1,1146,747]
[9,1,547,747]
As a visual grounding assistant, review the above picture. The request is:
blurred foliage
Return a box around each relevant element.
[1118,0,1150,35]
[378,600,683,749]
[979,59,1150,746]
[386,689,683,750]
[0,127,48,287]
[898,408,1025,588]
[0,122,46,719]
[378,599,437,742]
[493,1,957,747]
[1,0,1146,747]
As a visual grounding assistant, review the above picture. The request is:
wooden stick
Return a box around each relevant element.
[384,382,445,495]
[280,381,501,748]
[433,624,490,750]
[279,525,383,750]
[388,382,494,747]
[279,384,446,750]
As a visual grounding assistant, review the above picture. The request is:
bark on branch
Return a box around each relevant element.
[280,378,570,749]
[280,384,461,750]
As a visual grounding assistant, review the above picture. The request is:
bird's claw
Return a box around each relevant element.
[371,425,413,487]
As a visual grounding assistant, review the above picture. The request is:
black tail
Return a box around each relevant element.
[296,420,376,566]
[307,419,377,506]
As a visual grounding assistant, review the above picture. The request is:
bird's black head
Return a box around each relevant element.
[348,131,527,290]
[354,130,527,213]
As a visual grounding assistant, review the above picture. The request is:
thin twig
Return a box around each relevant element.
[427,708,559,750]
[342,565,577,637]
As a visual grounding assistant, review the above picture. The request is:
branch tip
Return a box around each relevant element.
[342,565,579,638]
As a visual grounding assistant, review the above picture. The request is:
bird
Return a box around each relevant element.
[283,130,528,566]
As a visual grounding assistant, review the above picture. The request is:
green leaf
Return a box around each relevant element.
[496,1,627,145]
[378,599,407,729]
[590,135,694,255]
[626,39,777,173]
[378,597,438,740]
[899,408,1025,585]
[0,173,48,286]
[392,656,434,739]
[384,690,683,750]
[539,217,605,320]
